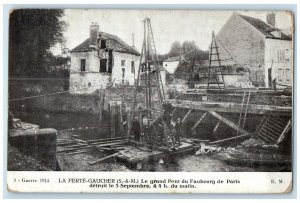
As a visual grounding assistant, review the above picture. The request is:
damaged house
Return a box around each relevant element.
[70,23,140,93]
[217,12,293,88]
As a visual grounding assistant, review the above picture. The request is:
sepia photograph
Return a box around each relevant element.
[6,8,294,192]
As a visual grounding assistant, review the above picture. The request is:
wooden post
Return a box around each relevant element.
[98,91,106,136]
[277,120,291,144]
[191,112,207,131]
[213,121,221,133]
[126,110,132,139]
[98,92,103,125]
[138,112,143,142]
[110,101,116,138]
[182,109,192,123]
[117,101,123,137]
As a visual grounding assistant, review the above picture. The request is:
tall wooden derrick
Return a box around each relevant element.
[129,18,166,143]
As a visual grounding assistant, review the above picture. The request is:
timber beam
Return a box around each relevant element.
[191,112,208,131]
[208,111,248,134]
[170,100,292,115]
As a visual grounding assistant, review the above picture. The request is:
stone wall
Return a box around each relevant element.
[12,87,145,115]
[217,13,266,86]
[9,128,57,170]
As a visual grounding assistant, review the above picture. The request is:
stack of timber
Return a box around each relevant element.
[57,136,129,155]
[115,142,196,166]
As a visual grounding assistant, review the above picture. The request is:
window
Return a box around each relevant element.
[122,68,125,84]
[131,61,135,74]
[100,59,107,73]
[121,60,125,66]
[100,40,107,49]
[278,68,283,82]
[122,68,125,78]
[277,50,285,62]
[286,69,291,82]
[80,59,86,72]
[285,49,291,61]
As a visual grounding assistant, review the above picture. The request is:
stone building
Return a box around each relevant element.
[70,23,140,93]
[216,12,293,88]
[162,56,181,75]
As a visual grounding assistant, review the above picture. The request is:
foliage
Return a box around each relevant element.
[168,41,181,57]
[9,9,67,77]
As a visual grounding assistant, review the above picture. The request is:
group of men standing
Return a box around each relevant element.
[131,103,184,149]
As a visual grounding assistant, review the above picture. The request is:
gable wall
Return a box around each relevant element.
[216,13,266,86]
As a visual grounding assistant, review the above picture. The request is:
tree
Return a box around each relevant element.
[168,41,181,57]
[9,9,66,77]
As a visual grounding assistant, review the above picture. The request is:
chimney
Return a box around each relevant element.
[266,13,275,28]
[90,22,99,48]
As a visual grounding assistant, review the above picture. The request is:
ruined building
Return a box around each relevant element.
[217,12,293,88]
[70,23,140,93]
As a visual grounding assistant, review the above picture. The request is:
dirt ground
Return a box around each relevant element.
[7,145,51,171]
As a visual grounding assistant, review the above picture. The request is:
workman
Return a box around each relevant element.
[132,116,141,142]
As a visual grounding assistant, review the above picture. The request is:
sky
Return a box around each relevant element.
[55,9,293,55]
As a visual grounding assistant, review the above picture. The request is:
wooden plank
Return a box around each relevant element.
[171,107,177,117]
[87,136,126,143]
[93,140,128,147]
[89,152,120,165]
[67,149,94,155]
[188,139,210,142]
[89,138,128,145]
[169,100,292,115]
[213,121,221,133]
[208,111,248,134]
[277,120,291,144]
[191,112,207,131]
[182,109,192,123]
[57,146,95,153]
[255,115,268,135]
[209,133,251,144]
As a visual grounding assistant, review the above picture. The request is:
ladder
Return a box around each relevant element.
[130,18,166,139]
[256,115,291,145]
[236,91,251,135]
[207,31,225,90]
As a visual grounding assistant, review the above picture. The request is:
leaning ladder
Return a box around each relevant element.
[207,31,225,90]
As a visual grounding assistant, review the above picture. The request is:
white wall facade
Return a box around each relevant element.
[112,52,140,86]
[162,61,180,74]
[264,38,293,87]
[70,50,109,94]
[70,50,140,93]
[70,50,100,73]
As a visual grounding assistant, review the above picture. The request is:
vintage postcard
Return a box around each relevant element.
[7,9,293,193]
